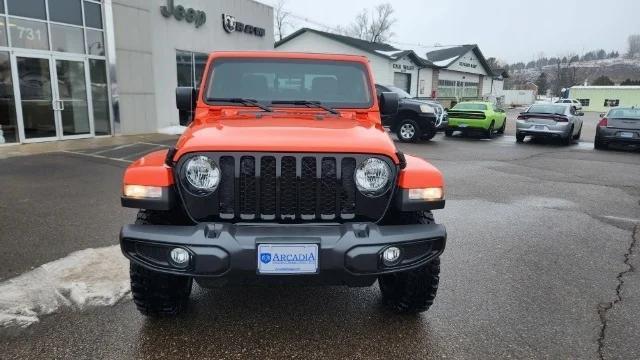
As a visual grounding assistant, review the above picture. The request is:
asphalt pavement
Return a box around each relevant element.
[0,128,638,359]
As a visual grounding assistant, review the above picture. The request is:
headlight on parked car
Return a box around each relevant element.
[184,155,220,194]
[420,104,435,114]
[355,158,392,197]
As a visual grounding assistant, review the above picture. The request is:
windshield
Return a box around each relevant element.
[527,104,567,115]
[453,103,487,111]
[205,59,372,108]
[385,85,412,99]
[608,108,640,120]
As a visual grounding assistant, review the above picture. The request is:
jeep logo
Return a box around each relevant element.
[160,0,206,28]
[221,14,266,37]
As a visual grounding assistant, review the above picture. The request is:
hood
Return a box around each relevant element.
[174,113,399,161]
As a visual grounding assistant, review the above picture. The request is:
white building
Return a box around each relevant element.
[275,28,505,107]
[0,0,274,144]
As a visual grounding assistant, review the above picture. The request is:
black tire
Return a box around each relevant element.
[562,126,574,145]
[485,121,495,139]
[516,132,525,143]
[444,129,453,137]
[396,119,422,143]
[130,210,193,317]
[594,136,607,150]
[497,118,506,134]
[421,129,437,141]
[378,211,441,314]
[573,125,582,140]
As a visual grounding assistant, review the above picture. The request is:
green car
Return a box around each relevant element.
[444,101,507,138]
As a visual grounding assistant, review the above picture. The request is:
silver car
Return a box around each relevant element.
[594,106,640,150]
[515,103,584,145]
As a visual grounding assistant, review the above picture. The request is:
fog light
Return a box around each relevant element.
[170,248,190,268]
[408,187,444,201]
[382,246,401,266]
[123,185,162,199]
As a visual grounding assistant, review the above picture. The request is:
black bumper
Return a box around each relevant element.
[120,222,446,286]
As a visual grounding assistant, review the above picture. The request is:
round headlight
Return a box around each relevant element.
[184,156,220,194]
[355,158,392,197]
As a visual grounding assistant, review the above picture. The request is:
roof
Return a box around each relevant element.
[275,28,434,67]
[492,68,510,79]
[423,44,495,75]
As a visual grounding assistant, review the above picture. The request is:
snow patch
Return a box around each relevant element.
[374,50,403,58]
[0,246,130,328]
[158,125,186,135]
[432,57,458,67]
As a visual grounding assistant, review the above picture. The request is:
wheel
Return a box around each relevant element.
[516,132,525,143]
[378,211,441,314]
[562,126,574,145]
[444,129,453,137]
[129,210,193,317]
[497,118,506,134]
[485,121,495,139]
[594,136,607,150]
[573,125,582,140]
[396,119,421,143]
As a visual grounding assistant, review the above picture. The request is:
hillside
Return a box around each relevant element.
[505,57,640,89]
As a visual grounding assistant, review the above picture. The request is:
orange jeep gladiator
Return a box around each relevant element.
[120,51,446,316]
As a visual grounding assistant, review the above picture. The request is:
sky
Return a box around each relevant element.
[257,0,640,63]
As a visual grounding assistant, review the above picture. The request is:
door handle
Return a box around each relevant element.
[59,100,65,111]
[52,100,59,111]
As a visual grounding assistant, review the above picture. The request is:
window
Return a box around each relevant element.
[49,0,83,26]
[453,103,487,111]
[8,17,49,50]
[51,24,85,53]
[578,99,590,106]
[176,50,208,88]
[0,51,18,143]
[86,29,104,55]
[0,18,7,47]
[89,59,110,135]
[84,1,103,29]
[0,1,4,14]
[205,59,372,108]
[7,0,46,20]
[437,80,479,98]
[604,99,619,107]
[393,72,411,93]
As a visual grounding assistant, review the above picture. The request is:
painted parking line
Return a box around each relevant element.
[60,150,133,163]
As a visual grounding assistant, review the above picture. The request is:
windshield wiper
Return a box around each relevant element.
[271,100,339,115]
[207,97,272,112]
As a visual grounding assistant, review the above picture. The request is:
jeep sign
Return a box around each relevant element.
[160,0,206,28]
[222,14,265,37]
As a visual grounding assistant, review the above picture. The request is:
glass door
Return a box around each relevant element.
[53,57,92,139]
[14,54,57,141]
[12,53,93,142]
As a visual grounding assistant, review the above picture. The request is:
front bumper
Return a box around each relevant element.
[120,222,446,286]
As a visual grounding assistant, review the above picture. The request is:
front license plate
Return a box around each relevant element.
[619,132,634,138]
[257,244,319,274]
[534,125,545,130]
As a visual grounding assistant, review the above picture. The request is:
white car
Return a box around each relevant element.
[555,98,583,111]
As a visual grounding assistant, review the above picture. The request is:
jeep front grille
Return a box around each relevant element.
[175,153,396,223]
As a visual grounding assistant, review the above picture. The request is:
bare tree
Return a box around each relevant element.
[627,34,640,58]
[343,3,396,43]
[274,0,292,41]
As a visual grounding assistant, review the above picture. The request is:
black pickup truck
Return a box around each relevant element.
[375,84,446,142]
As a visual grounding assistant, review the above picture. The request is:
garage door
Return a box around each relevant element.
[393,72,411,93]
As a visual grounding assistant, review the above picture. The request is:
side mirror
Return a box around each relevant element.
[378,92,399,116]
[577,112,585,116]
[599,113,606,118]
[176,87,197,126]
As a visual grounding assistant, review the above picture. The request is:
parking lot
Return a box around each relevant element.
[0,122,638,359]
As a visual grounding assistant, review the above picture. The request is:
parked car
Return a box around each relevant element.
[119,51,448,316]
[555,98,583,111]
[375,84,444,142]
[444,101,506,138]
[594,106,640,150]
[515,103,583,145]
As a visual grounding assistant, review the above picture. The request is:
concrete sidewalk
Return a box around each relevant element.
[0,134,179,160]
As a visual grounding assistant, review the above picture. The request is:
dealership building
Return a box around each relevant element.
[275,28,504,107]
[0,0,273,144]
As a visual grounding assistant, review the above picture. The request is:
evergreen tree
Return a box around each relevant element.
[535,72,549,95]
[592,76,614,85]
